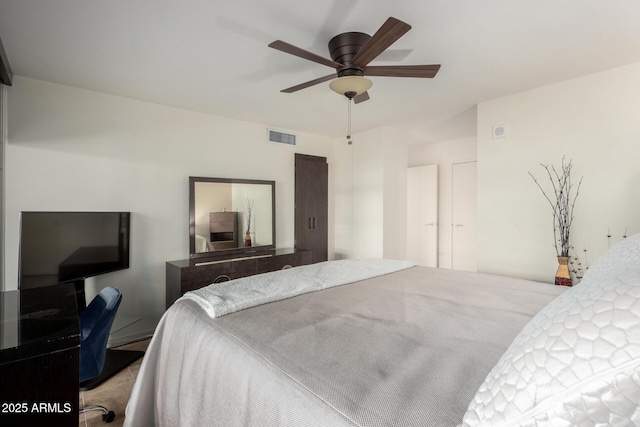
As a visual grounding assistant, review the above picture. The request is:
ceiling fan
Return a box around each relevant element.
[268,17,440,104]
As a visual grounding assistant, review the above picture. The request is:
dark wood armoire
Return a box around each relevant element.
[295,154,328,263]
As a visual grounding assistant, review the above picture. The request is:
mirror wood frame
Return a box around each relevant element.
[189,176,276,261]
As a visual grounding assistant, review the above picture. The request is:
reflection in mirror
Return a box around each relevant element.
[189,177,275,259]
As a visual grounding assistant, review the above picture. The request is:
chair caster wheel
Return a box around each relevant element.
[102,410,116,423]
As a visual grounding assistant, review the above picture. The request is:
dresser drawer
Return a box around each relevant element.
[210,221,236,233]
[256,251,311,272]
[179,259,258,293]
[166,249,313,308]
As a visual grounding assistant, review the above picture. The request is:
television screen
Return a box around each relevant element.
[19,212,130,290]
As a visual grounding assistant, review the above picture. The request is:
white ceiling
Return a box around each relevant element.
[1,1,639,144]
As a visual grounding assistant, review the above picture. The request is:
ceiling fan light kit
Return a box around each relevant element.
[329,76,373,98]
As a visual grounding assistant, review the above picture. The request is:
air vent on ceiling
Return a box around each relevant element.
[268,128,297,146]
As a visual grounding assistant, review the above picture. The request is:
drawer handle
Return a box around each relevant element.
[213,275,231,283]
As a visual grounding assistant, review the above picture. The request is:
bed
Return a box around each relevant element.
[125,234,640,426]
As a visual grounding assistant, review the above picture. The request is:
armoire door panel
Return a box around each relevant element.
[295,154,328,263]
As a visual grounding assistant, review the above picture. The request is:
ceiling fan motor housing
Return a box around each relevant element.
[328,32,370,77]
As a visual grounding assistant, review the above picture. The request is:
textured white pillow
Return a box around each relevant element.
[461,237,640,426]
[581,233,640,282]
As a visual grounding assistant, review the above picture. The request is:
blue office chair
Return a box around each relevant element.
[79,286,121,423]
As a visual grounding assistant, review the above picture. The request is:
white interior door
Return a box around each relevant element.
[407,165,438,267]
[451,161,477,271]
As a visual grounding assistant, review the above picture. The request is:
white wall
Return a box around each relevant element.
[477,62,640,283]
[332,138,353,260]
[351,128,384,259]
[408,137,477,268]
[333,126,408,260]
[382,130,408,260]
[4,76,335,323]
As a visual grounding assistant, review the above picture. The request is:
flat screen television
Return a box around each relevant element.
[19,211,130,310]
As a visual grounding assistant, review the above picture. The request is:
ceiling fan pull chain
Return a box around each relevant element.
[347,98,353,145]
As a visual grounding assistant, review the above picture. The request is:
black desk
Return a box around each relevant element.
[0,283,80,426]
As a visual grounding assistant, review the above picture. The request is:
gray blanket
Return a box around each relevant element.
[125,262,566,427]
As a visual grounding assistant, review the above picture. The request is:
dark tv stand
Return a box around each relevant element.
[79,348,144,391]
[1,284,81,425]
[72,279,88,313]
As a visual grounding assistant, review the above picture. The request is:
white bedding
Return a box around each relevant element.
[125,237,640,426]
[462,233,640,426]
[183,258,415,319]
[125,259,567,426]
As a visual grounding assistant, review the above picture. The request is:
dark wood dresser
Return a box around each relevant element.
[209,211,238,250]
[166,248,312,308]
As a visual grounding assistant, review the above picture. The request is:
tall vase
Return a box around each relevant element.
[244,231,252,247]
[555,256,572,286]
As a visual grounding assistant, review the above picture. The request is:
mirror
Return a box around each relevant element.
[189,177,275,260]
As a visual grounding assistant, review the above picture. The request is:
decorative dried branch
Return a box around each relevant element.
[244,198,254,233]
[529,157,582,257]
[569,245,589,284]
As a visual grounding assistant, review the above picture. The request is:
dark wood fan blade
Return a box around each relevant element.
[269,40,343,69]
[351,17,411,67]
[365,64,441,78]
[281,73,336,93]
[353,91,370,104]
